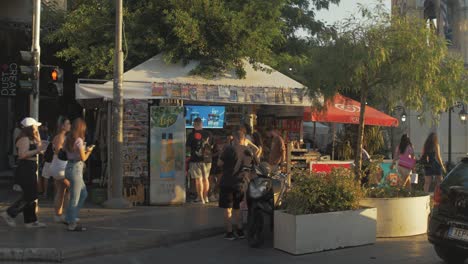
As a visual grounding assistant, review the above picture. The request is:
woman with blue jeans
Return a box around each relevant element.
[64,118,94,231]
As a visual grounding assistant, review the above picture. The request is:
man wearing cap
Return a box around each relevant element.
[1,117,47,228]
[186,117,213,204]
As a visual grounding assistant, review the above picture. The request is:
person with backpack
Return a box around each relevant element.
[186,117,213,204]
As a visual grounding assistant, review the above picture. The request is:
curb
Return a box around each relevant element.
[0,227,223,262]
[64,226,225,261]
[0,248,62,262]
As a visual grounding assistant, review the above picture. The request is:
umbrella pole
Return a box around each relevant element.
[313,122,316,147]
[332,123,336,160]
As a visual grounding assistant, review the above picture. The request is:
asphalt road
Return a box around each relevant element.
[62,234,447,264]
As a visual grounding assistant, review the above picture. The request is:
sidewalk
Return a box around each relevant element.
[0,201,224,262]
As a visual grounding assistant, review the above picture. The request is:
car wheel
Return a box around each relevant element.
[434,245,467,264]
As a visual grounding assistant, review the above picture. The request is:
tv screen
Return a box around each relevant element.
[185,105,225,129]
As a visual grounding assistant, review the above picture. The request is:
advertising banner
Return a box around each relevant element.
[150,106,186,205]
[1,62,18,97]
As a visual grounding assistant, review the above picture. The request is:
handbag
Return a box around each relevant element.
[399,154,416,169]
[43,143,54,163]
[58,149,67,161]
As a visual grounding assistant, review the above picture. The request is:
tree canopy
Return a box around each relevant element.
[47,0,339,79]
[302,3,467,177]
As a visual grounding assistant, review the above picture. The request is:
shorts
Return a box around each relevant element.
[397,165,412,180]
[189,162,211,179]
[50,156,67,180]
[41,162,52,178]
[219,186,243,209]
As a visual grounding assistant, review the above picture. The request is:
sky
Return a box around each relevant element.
[314,0,392,26]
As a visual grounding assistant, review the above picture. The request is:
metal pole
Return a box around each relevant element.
[103,0,131,208]
[30,0,41,119]
[448,108,452,167]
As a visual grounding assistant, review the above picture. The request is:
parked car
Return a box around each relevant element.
[428,157,468,264]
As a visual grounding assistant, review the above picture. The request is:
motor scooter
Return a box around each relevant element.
[246,162,289,248]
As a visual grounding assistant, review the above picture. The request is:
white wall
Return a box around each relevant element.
[403,109,467,163]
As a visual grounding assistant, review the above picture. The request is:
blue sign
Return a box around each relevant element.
[185,105,225,129]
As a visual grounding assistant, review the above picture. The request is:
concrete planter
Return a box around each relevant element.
[274,208,377,255]
[360,195,431,237]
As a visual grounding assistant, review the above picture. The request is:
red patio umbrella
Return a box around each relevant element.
[304,94,399,127]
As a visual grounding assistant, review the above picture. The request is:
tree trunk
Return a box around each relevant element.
[354,82,369,181]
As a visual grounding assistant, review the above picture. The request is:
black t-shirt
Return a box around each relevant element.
[219,145,253,188]
[186,129,213,163]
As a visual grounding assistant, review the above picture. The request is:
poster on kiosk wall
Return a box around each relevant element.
[150,106,186,205]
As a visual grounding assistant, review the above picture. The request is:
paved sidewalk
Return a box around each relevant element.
[0,201,224,262]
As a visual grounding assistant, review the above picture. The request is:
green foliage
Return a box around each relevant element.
[364,126,385,155]
[46,0,340,79]
[302,1,467,177]
[331,125,387,160]
[282,168,362,215]
[365,186,427,198]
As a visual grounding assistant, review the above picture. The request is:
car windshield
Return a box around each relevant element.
[441,158,468,189]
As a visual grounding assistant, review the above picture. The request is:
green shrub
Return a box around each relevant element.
[282,168,363,215]
[365,185,427,198]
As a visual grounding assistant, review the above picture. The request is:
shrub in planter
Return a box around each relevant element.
[282,168,363,215]
[275,168,377,255]
[361,160,431,237]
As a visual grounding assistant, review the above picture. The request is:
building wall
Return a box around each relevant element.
[393,0,468,164]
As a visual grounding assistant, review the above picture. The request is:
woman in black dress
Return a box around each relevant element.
[422,133,447,192]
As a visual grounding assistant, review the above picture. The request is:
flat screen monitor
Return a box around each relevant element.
[185,105,225,129]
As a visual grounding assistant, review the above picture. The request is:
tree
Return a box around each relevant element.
[303,3,467,178]
[46,0,340,79]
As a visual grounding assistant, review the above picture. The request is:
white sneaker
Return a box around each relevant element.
[193,198,205,204]
[1,211,16,227]
[54,215,66,223]
[209,195,218,202]
[25,221,46,228]
[204,197,210,203]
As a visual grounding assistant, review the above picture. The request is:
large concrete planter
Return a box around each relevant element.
[360,195,430,237]
[274,208,377,255]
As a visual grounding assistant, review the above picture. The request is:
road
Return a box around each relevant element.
[64,234,444,264]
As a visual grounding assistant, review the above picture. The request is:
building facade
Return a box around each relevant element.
[392,0,468,164]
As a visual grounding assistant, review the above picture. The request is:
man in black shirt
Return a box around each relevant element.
[218,129,253,240]
[186,118,213,204]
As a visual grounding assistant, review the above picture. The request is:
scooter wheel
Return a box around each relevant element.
[248,210,264,248]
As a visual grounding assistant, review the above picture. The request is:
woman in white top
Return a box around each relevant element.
[50,116,71,223]
[64,118,94,231]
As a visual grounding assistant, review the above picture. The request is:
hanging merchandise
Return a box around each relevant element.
[181,85,190,98]
[151,83,164,97]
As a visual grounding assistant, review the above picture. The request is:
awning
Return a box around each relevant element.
[303,94,399,127]
[76,54,314,106]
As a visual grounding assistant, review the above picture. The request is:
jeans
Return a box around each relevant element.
[65,161,87,224]
[7,160,38,224]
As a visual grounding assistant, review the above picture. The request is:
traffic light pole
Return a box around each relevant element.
[103,0,131,209]
[30,0,41,119]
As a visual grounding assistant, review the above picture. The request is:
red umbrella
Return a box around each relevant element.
[304,94,399,127]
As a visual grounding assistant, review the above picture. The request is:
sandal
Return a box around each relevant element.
[67,225,87,232]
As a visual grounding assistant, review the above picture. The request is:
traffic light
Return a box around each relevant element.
[40,66,64,96]
[18,50,36,93]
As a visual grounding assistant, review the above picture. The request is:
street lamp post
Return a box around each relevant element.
[390,106,407,159]
[448,102,467,167]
